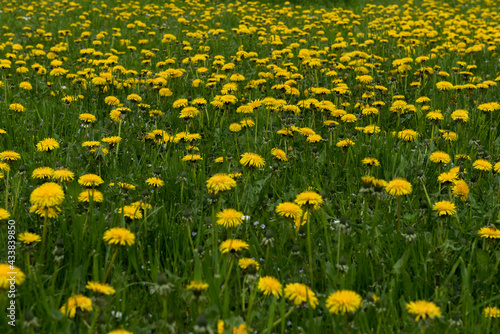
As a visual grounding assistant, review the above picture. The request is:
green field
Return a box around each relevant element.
[1,0,500,332]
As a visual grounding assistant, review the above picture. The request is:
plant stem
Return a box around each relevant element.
[103,248,118,283]
[221,256,234,294]
[5,169,10,209]
[263,307,295,333]
[42,212,49,256]
[397,196,401,233]
[306,210,314,286]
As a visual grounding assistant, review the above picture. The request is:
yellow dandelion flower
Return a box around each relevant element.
[271,148,287,161]
[473,159,492,171]
[484,307,500,318]
[0,264,25,288]
[240,152,265,168]
[60,295,93,318]
[32,167,55,179]
[29,205,61,218]
[117,205,143,219]
[429,151,451,164]
[397,129,419,141]
[216,208,243,228]
[238,258,260,270]
[336,139,355,147]
[186,280,209,291]
[103,227,135,246]
[108,330,133,334]
[36,138,60,152]
[9,103,25,112]
[362,157,380,166]
[385,178,412,196]
[52,169,75,183]
[326,290,362,314]
[30,182,65,207]
[206,174,236,194]
[433,200,456,216]
[102,136,122,146]
[146,177,164,187]
[219,239,249,253]
[478,226,500,239]
[406,300,441,321]
[0,151,21,162]
[229,123,242,132]
[436,81,453,91]
[0,208,10,220]
[86,281,116,295]
[284,283,318,308]
[451,109,469,122]
[78,174,104,187]
[127,94,142,102]
[182,154,203,162]
[294,191,323,210]
[258,276,282,298]
[276,202,303,220]
[78,189,104,203]
[452,180,469,201]
[18,232,41,245]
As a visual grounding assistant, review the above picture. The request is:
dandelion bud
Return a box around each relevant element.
[157,273,168,286]
[22,309,40,330]
[56,238,64,248]
[403,225,417,242]
[406,226,415,235]
[55,248,64,257]
[336,255,349,273]
[24,309,34,322]
[339,215,348,225]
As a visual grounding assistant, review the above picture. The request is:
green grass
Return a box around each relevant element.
[0,0,500,333]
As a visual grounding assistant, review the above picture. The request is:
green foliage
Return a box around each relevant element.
[0,0,500,333]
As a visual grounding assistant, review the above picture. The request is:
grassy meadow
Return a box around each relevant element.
[1,0,500,332]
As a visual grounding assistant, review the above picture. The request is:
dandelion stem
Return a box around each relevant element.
[234,133,240,160]
[221,256,234,294]
[322,209,333,264]
[103,248,119,283]
[163,297,168,320]
[25,252,32,277]
[245,281,258,324]
[306,210,314,286]
[42,211,49,256]
[114,121,122,169]
[89,305,99,334]
[397,196,401,233]
[5,169,9,209]
[263,307,295,333]
[12,174,22,216]
[421,180,432,209]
